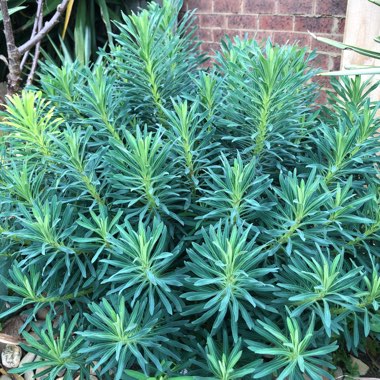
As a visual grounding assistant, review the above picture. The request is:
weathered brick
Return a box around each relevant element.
[228,15,258,29]
[243,0,275,13]
[186,0,213,12]
[315,90,328,104]
[336,17,345,34]
[199,14,226,28]
[332,55,342,70]
[259,15,293,30]
[201,42,221,54]
[185,0,346,66]
[213,28,242,41]
[312,75,333,89]
[197,28,213,42]
[243,30,273,42]
[316,0,348,16]
[273,31,311,46]
[213,0,242,13]
[309,53,332,70]
[295,16,334,33]
[277,0,313,15]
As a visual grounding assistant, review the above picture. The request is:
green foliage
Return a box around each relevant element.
[193,334,260,379]
[79,298,183,378]
[216,39,316,168]
[107,127,185,226]
[198,154,272,225]
[247,315,338,380]
[183,222,276,340]
[0,1,380,379]
[12,314,87,379]
[110,0,202,124]
[102,219,184,314]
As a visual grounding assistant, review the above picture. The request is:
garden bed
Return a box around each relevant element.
[0,1,380,379]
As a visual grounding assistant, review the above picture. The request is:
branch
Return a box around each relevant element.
[18,0,70,56]
[0,54,8,66]
[0,0,17,55]
[20,0,44,70]
[0,0,21,94]
[27,1,44,86]
[0,333,24,346]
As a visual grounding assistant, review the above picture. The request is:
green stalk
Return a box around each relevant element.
[145,58,166,125]
[32,288,93,303]
[253,91,271,156]
[80,173,105,205]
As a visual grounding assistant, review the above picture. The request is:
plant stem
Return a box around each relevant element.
[254,91,271,156]
[0,0,21,95]
[18,0,70,56]
[26,0,44,86]
[21,0,44,70]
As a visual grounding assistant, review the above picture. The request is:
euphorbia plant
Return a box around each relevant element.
[0,1,380,379]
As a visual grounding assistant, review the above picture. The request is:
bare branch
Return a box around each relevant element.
[0,333,23,346]
[0,0,21,94]
[21,0,44,70]
[27,2,44,86]
[0,54,8,66]
[18,0,70,56]
[0,1,17,57]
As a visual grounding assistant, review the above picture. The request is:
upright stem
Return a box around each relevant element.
[254,91,271,156]
[21,0,44,70]
[0,0,21,95]
[27,1,44,86]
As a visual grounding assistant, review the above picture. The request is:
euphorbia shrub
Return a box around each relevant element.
[1,1,380,379]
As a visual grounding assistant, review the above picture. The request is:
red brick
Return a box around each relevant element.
[197,28,213,42]
[311,33,342,55]
[213,0,242,13]
[312,75,333,89]
[201,42,221,54]
[199,14,226,28]
[277,0,313,15]
[259,15,293,30]
[186,0,212,12]
[336,18,345,34]
[213,28,242,41]
[316,0,348,16]
[332,55,342,70]
[243,30,273,42]
[228,15,257,29]
[316,90,327,104]
[309,53,331,70]
[273,31,311,47]
[295,16,334,33]
[243,0,275,13]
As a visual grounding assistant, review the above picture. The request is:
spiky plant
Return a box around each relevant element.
[0,1,379,379]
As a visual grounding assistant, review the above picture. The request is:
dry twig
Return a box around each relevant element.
[20,0,44,70]
[27,0,44,86]
[0,333,22,346]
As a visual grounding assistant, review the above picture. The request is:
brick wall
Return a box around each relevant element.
[182,0,347,72]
